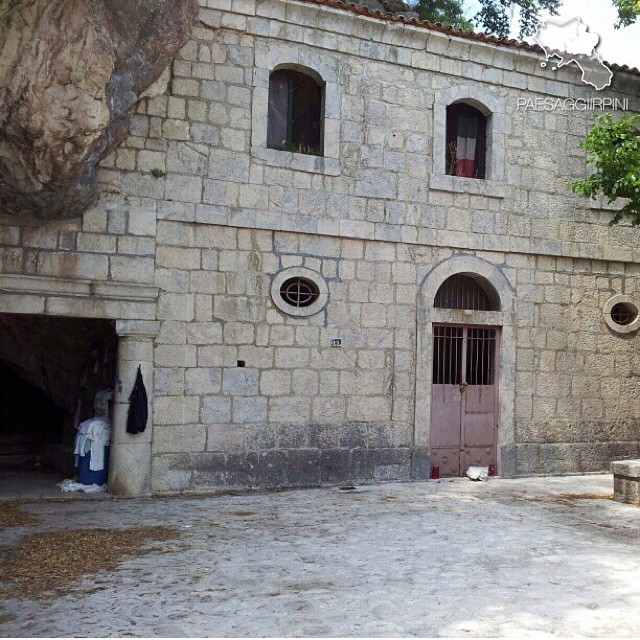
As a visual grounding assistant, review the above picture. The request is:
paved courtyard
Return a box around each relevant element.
[1,474,640,637]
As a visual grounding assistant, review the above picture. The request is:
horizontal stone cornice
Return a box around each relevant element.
[0,274,158,302]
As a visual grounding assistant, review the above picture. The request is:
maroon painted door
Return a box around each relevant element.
[430,326,498,477]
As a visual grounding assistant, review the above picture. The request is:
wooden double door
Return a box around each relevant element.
[430,325,499,477]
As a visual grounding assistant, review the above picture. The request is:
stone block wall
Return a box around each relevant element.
[149,219,640,490]
[106,0,639,260]
[0,192,158,319]
[2,0,640,492]
[151,225,422,491]
[507,255,640,474]
[1,196,156,282]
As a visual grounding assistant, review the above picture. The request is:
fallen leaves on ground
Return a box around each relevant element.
[0,502,39,529]
[558,493,614,502]
[513,492,614,506]
[0,526,177,600]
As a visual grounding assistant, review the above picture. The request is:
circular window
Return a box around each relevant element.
[280,277,320,308]
[611,302,637,326]
[603,295,640,334]
[271,267,329,317]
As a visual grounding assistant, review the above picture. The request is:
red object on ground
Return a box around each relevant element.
[431,465,440,480]
[489,463,496,477]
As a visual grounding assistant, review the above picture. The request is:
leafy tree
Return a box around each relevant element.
[612,0,640,27]
[474,0,560,38]
[569,114,640,226]
[414,0,474,29]
[413,0,638,37]
[411,0,560,37]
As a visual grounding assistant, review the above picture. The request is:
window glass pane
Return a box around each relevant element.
[446,103,487,179]
[267,69,324,156]
[267,70,290,150]
[291,73,323,155]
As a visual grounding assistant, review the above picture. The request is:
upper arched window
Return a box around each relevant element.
[267,68,324,157]
[446,103,487,179]
[434,274,500,311]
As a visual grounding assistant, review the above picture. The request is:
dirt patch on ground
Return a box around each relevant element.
[0,502,39,529]
[558,493,614,502]
[515,492,614,506]
[0,526,177,600]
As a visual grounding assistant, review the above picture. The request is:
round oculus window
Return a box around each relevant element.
[279,277,320,308]
[610,302,638,326]
[271,267,329,317]
[603,295,640,334]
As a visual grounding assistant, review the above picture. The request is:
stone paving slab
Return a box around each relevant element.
[1,474,640,637]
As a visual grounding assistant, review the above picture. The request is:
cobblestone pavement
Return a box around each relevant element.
[2,474,640,637]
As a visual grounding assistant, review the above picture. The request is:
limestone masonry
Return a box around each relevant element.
[1,0,640,495]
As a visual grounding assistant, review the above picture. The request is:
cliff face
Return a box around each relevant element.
[0,0,197,221]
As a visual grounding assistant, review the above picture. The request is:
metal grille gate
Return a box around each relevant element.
[434,274,494,311]
[430,325,498,477]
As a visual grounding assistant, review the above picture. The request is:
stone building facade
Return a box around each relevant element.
[1,0,640,495]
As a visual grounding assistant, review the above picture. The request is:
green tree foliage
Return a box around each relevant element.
[612,0,640,27]
[414,1,638,37]
[474,0,560,38]
[414,0,474,29]
[412,0,561,37]
[570,114,640,226]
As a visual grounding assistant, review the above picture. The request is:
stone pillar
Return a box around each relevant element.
[611,460,640,505]
[108,320,159,496]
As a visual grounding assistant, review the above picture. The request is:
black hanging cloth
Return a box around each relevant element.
[126,365,148,434]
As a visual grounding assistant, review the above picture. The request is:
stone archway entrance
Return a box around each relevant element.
[0,313,158,497]
[0,274,159,496]
[415,255,516,478]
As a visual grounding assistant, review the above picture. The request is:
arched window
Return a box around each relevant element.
[434,274,500,311]
[446,103,487,179]
[267,68,324,157]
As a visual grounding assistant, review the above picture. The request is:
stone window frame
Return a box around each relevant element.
[252,45,341,176]
[271,267,329,318]
[603,294,640,334]
[431,87,507,199]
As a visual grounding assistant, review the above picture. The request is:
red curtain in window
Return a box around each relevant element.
[454,116,478,178]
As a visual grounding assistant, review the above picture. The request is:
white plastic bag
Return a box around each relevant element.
[466,466,489,481]
[58,479,106,493]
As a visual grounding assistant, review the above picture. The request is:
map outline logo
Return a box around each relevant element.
[533,17,613,91]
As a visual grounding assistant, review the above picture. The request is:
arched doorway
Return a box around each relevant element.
[415,256,516,478]
[431,274,500,477]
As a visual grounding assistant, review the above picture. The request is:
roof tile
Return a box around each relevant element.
[296,0,640,78]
